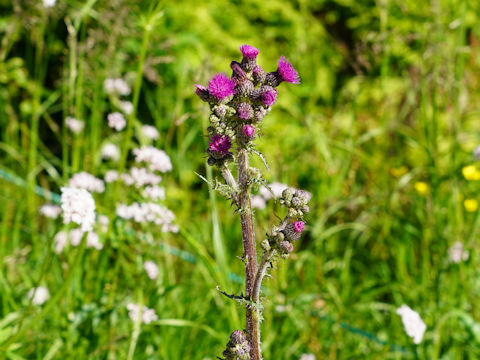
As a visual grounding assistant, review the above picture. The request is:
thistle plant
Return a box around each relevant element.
[195,45,310,360]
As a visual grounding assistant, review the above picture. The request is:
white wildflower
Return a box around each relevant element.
[86,232,103,250]
[98,215,109,232]
[143,185,165,201]
[396,304,426,344]
[60,187,96,232]
[42,0,56,8]
[121,172,134,186]
[129,167,162,187]
[119,100,133,115]
[144,261,159,280]
[65,117,84,134]
[251,195,266,210]
[69,228,84,246]
[299,355,315,360]
[39,204,61,219]
[132,146,172,173]
[104,170,119,183]
[69,172,105,193]
[101,143,120,162]
[107,112,126,131]
[54,231,68,253]
[116,202,176,232]
[260,182,289,200]
[448,241,469,263]
[103,78,131,96]
[141,125,159,140]
[28,286,50,305]
[126,303,158,324]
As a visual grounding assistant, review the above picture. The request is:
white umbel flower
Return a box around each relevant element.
[126,303,158,324]
[396,304,426,344]
[144,261,159,280]
[61,187,96,232]
[39,204,61,219]
[141,125,160,140]
[448,241,469,263]
[42,0,56,8]
[54,231,68,253]
[119,100,133,115]
[251,195,266,210]
[116,202,176,232]
[132,146,172,173]
[101,143,120,162]
[65,117,84,134]
[69,172,105,193]
[103,78,131,96]
[86,232,103,250]
[28,286,50,305]
[299,355,315,360]
[107,112,126,131]
[143,185,165,200]
[105,170,119,183]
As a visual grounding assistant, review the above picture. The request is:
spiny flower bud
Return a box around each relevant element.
[214,105,227,119]
[194,84,209,102]
[240,44,259,71]
[253,110,264,123]
[231,61,248,82]
[230,330,247,345]
[243,125,255,140]
[301,204,310,214]
[295,189,311,203]
[261,239,271,251]
[279,240,294,254]
[282,188,294,201]
[252,65,266,85]
[237,103,253,120]
[283,221,305,242]
[265,56,300,87]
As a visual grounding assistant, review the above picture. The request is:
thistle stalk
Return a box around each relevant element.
[196,45,308,360]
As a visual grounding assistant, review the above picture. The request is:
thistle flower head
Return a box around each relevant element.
[208,135,232,156]
[277,56,301,84]
[242,125,255,139]
[194,84,210,102]
[230,61,247,81]
[293,220,305,233]
[240,45,259,59]
[208,73,236,100]
[252,65,266,84]
[237,102,253,120]
[262,86,278,107]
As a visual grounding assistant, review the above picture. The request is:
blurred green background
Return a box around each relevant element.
[2,0,480,358]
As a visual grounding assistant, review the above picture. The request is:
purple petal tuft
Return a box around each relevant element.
[240,45,259,59]
[208,73,236,100]
[277,56,300,84]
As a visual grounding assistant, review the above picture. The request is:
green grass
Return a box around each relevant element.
[1,0,480,358]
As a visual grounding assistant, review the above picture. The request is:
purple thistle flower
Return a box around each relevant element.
[277,56,300,84]
[194,84,209,102]
[240,45,259,59]
[208,73,236,100]
[242,125,255,139]
[237,103,253,120]
[208,134,232,156]
[262,87,278,107]
[240,44,259,71]
[230,61,248,81]
[293,221,305,233]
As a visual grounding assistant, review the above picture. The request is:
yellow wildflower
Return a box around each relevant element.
[462,165,480,181]
[414,182,429,195]
[390,166,408,178]
[464,199,478,212]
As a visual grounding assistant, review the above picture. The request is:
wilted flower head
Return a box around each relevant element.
[141,125,160,140]
[61,187,96,232]
[144,260,159,280]
[208,135,232,158]
[107,112,126,131]
[101,143,120,161]
[39,204,61,219]
[28,286,50,305]
[396,304,426,344]
[65,117,84,134]
[208,73,236,100]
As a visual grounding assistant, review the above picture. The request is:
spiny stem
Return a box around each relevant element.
[237,149,261,360]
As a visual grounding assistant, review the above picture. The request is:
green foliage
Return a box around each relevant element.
[1,0,480,358]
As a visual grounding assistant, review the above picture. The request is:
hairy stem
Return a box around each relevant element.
[252,250,274,304]
[237,149,261,360]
